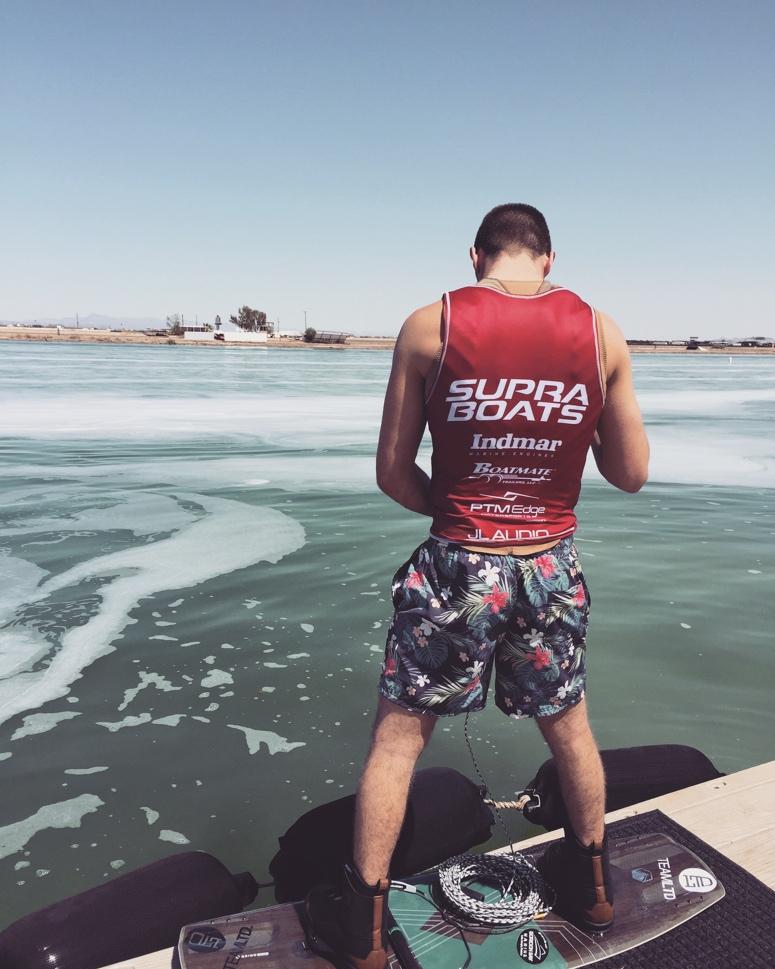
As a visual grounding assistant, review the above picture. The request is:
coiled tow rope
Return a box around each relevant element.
[436,850,553,927]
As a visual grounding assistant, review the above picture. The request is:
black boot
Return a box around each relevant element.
[537,826,614,932]
[304,862,390,969]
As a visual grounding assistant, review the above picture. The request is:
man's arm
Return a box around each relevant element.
[591,312,650,493]
[375,304,441,516]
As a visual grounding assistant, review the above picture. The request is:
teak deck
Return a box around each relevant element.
[100,758,775,969]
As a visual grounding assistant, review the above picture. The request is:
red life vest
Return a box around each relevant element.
[426,284,605,547]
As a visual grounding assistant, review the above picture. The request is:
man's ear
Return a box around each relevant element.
[544,250,556,275]
[470,246,481,279]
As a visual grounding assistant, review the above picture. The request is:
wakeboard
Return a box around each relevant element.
[176,829,724,968]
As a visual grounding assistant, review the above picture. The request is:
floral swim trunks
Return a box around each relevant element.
[378,535,590,719]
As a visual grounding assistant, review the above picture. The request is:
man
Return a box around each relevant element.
[306,203,649,969]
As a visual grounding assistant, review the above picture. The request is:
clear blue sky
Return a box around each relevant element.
[1,0,773,338]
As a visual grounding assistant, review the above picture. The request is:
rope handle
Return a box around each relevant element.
[483,789,541,812]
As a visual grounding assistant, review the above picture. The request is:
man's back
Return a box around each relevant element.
[425,282,605,548]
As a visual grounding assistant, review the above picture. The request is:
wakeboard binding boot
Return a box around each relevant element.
[304,861,391,969]
[537,825,614,933]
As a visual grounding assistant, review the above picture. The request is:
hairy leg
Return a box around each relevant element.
[536,698,606,846]
[353,696,436,884]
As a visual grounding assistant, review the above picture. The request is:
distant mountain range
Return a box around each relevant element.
[4,313,167,330]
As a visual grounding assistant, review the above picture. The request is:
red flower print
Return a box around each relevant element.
[532,645,552,670]
[482,586,509,613]
[383,657,397,677]
[572,584,586,606]
[405,570,425,589]
[535,554,556,578]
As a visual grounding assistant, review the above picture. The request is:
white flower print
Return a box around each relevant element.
[523,628,544,647]
[441,586,452,601]
[430,598,440,609]
[477,561,501,587]
[458,651,469,662]
[417,619,434,636]
[415,673,430,688]
[467,553,481,564]
[466,660,484,677]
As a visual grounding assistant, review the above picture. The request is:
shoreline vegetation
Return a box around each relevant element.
[1,325,774,354]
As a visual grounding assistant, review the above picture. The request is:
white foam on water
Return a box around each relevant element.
[264,661,288,669]
[3,393,383,446]
[148,634,178,641]
[0,491,196,539]
[0,496,305,727]
[96,713,153,732]
[226,724,306,755]
[110,859,125,870]
[153,714,186,727]
[168,598,185,607]
[140,806,159,825]
[158,829,190,845]
[204,703,219,712]
[200,669,233,688]
[64,766,109,775]
[118,671,182,711]
[0,793,104,860]
[287,652,310,659]
[11,711,81,741]
[0,550,48,625]
[155,620,175,627]
[638,385,775,415]
[300,623,315,633]
[0,752,12,761]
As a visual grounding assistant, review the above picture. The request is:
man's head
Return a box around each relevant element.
[470,203,555,280]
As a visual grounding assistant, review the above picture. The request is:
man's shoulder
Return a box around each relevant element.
[398,299,444,368]
[404,298,444,331]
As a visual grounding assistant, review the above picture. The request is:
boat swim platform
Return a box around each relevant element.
[100,758,775,969]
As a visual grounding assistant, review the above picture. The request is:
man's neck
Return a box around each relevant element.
[478,253,546,281]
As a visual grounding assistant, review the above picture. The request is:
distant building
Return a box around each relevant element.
[183,320,267,344]
[740,335,774,347]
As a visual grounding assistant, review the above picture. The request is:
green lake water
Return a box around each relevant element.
[0,342,773,927]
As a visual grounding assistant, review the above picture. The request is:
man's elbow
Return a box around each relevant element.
[618,474,647,493]
[616,463,649,493]
[376,463,401,496]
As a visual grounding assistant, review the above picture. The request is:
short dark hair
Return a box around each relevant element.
[473,203,551,258]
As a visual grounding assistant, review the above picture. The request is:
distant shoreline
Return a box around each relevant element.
[1,326,774,354]
[0,327,395,350]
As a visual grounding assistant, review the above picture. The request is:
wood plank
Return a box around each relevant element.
[706,826,775,889]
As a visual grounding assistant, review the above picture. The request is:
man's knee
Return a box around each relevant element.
[536,698,596,752]
[369,696,436,758]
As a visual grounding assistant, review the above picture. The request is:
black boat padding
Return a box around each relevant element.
[0,851,257,969]
[269,766,494,901]
[523,744,724,829]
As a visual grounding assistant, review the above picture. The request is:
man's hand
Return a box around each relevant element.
[376,302,442,515]
[592,312,650,493]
